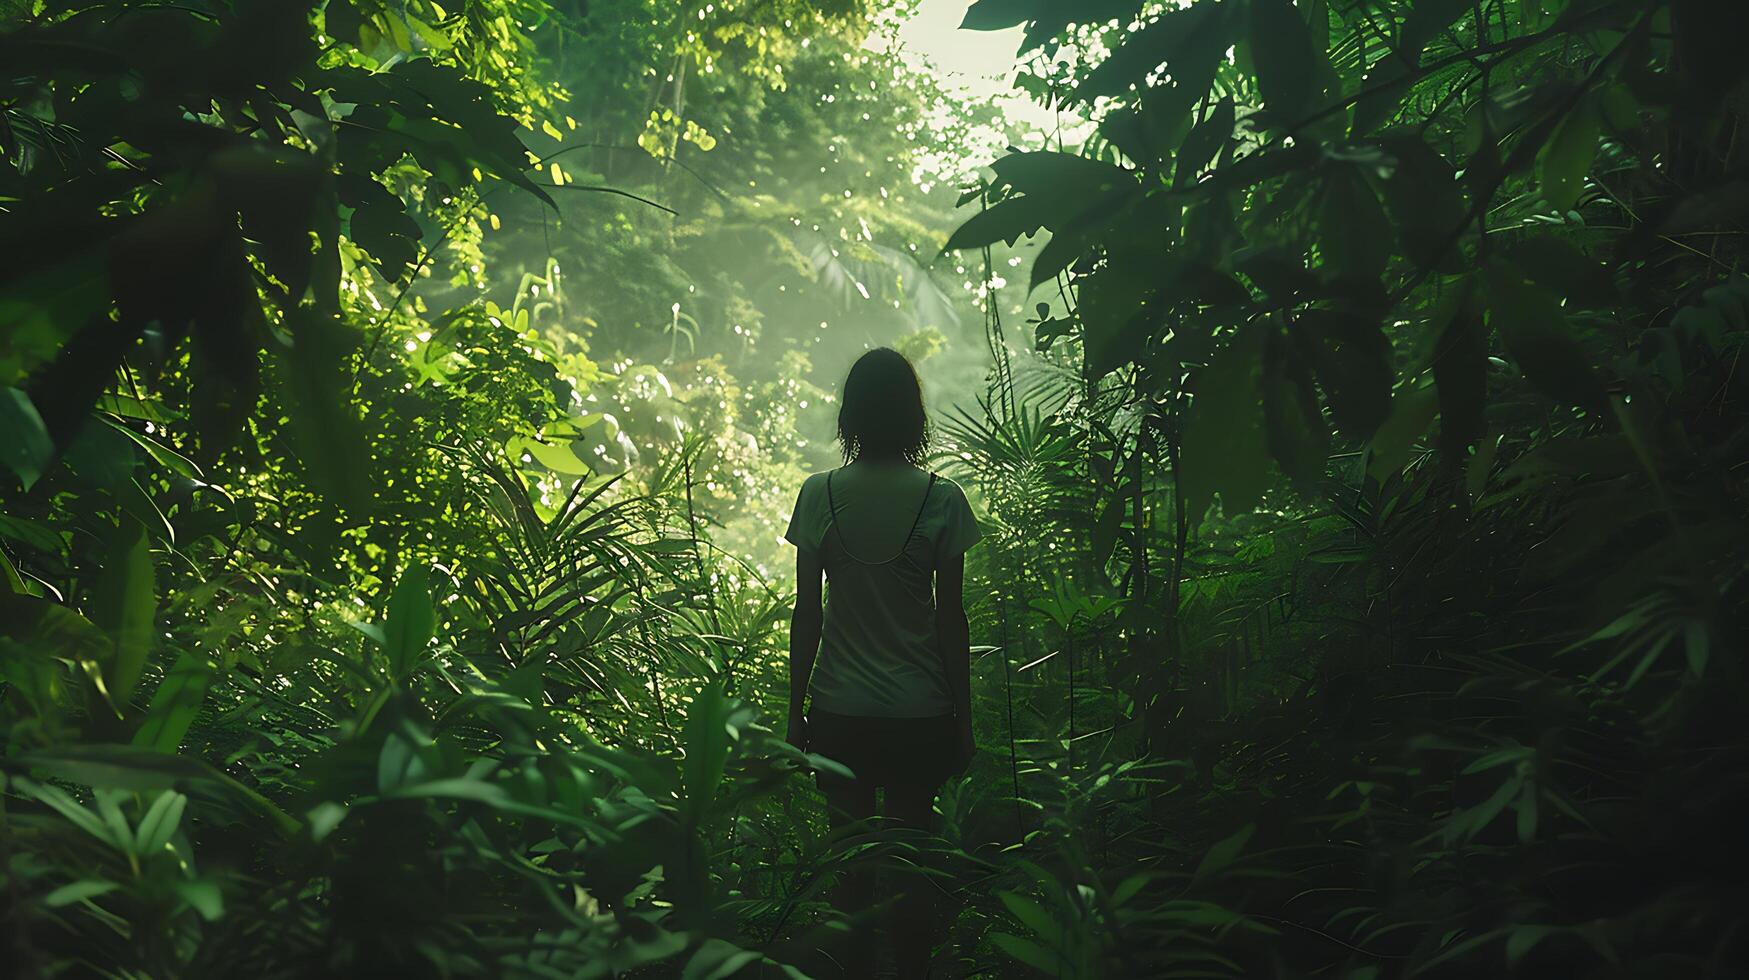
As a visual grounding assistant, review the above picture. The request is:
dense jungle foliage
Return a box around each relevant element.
[2,0,1746,976]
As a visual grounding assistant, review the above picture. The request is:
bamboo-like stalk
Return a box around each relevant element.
[998,584,1021,837]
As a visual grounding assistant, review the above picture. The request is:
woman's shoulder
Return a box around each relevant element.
[928,472,970,501]
[796,468,840,500]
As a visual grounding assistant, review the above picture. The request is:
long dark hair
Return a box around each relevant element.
[836,347,928,466]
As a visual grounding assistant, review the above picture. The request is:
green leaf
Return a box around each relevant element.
[1030,231,1086,293]
[0,513,65,555]
[15,744,212,792]
[278,308,374,512]
[1432,282,1488,460]
[307,801,348,843]
[1249,0,1322,121]
[174,878,224,921]
[1174,98,1234,189]
[1684,619,1710,677]
[1077,1,1230,104]
[1484,263,1607,412]
[1507,925,1557,967]
[62,421,137,489]
[90,521,156,705]
[385,777,512,806]
[1304,310,1393,439]
[102,418,201,481]
[1377,134,1468,272]
[1263,325,1329,488]
[513,436,593,476]
[959,0,1036,31]
[1507,235,1616,307]
[682,680,733,823]
[1180,327,1271,522]
[999,891,1061,945]
[681,938,763,980]
[0,386,54,490]
[1317,167,1391,281]
[1539,97,1600,212]
[133,653,215,754]
[943,196,1051,253]
[1366,380,1440,480]
[405,15,452,51]
[989,932,1061,973]
[1091,495,1125,567]
[134,790,187,855]
[1515,781,1538,843]
[15,778,117,846]
[1351,54,1413,137]
[384,565,436,681]
[339,173,423,282]
[44,879,121,908]
[1194,823,1255,880]
[1401,0,1472,55]
[1075,252,1164,379]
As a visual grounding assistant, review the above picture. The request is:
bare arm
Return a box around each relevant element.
[936,551,972,723]
[787,547,824,748]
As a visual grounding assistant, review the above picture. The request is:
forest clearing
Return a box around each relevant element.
[2,0,1746,976]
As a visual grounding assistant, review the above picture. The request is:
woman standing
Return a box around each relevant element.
[784,347,981,976]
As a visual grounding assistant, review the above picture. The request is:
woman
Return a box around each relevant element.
[783,347,980,976]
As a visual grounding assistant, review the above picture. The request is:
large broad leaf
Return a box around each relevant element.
[339,172,422,283]
[1432,282,1488,461]
[511,435,594,476]
[1076,0,1232,103]
[1366,379,1440,480]
[384,565,436,682]
[1249,0,1323,122]
[946,155,1136,255]
[990,931,1063,972]
[942,196,1052,252]
[1100,82,1197,167]
[682,680,732,824]
[1539,97,1600,212]
[1317,167,1391,282]
[1507,235,1616,307]
[133,653,215,754]
[1485,263,1608,413]
[1376,134,1468,272]
[1400,0,1473,55]
[1263,323,1330,488]
[1303,310,1393,439]
[1351,54,1414,137]
[90,521,155,705]
[1174,98,1235,189]
[0,386,54,491]
[1076,252,1166,379]
[327,62,553,209]
[1179,327,1272,522]
[989,151,1134,197]
[278,308,374,512]
[210,144,321,300]
[1194,823,1255,880]
[1091,494,1127,567]
[959,0,1036,31]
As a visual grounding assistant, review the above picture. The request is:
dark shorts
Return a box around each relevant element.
[808,710,961,789]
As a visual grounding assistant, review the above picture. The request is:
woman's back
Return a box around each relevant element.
[785,461,979,717]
